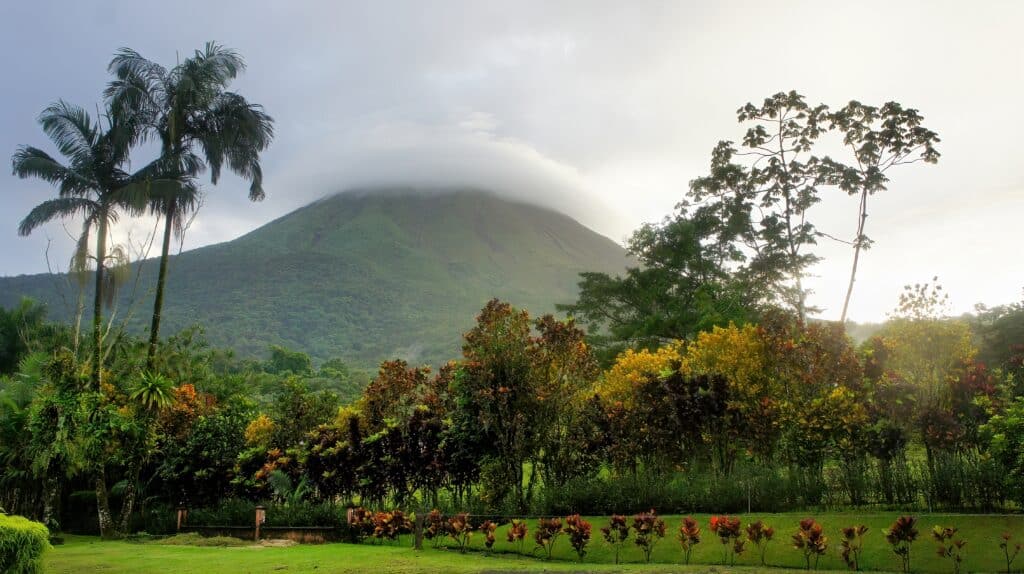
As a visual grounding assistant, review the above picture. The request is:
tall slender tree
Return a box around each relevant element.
[822,102,940,323]
[12,101,151,388]
[105,42,274,370]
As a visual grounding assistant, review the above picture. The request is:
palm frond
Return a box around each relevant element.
[70,221,93,287]
[197,92,274,199]
[18,197,101,236]
[38,101,99,169]
[130,371,175,411]
[189,41,245,89]
[101,108,148,164]
[103,244,132,307]
[105,47,168,121]
[119,176,200,217]
[11,146,96,196]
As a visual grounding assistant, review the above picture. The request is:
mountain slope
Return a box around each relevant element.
[0,188,629,367]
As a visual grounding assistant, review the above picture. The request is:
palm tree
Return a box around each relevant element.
[11,102,151,388]
[129,371,175,412]
[117,370,174,533]
[105,42,274,370]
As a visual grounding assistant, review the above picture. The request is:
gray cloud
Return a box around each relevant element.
[1,0,1022,321]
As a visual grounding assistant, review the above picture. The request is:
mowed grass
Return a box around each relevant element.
[47,512,1024,573]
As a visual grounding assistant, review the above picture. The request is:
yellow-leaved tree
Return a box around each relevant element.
[596,341,685,408]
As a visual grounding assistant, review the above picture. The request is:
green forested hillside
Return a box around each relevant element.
[0,188,629,367]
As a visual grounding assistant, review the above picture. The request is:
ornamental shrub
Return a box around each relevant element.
[423,509,447,548]
[745,519,774,566]
[678,516,701,564]
[563,514,592,559]
[710,515,745,565]
[506,519,529,554]
[840,525,869,571]
[792,518,829,570]
[999,531,1022,574]
[446,513,473,553]
[479,520,497,553]
[932,526,966,574]
[0,514,51,574]
[600,514,630,564]
[632,510,666,563]
[534,517,563,560]
[885,516,919,573]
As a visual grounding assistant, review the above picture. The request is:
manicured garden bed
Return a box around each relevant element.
[48,512,1024,573]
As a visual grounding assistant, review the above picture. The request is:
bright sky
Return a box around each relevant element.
[1,0,1022,322]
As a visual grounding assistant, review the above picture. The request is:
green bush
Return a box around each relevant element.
[186,499,348,529]
[188,499,257,527]
[0,514,51,574]
[264,501,347,528]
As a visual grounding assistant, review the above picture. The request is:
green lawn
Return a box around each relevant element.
[46,512,1024,573]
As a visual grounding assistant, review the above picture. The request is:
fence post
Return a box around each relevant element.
[414,511,424,550]
[255,505,266,541]
[176,505,188,533]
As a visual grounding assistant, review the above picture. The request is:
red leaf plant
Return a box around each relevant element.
[601,514,631,564]
[1000,532,1022,574]
[792,518,829,570]
[710,515,746,566]
[506,519,529,554]
[563,514,592,560]
[840,525,869,571]
[746,519,775,566]
[479,520,497,554]
[678,516,702,565]
[885,516,918,574]
[447,512,473,554]
[932,526,966,574]
[423,509,447,548]
[633,510,667,563]
[534,517,563,560]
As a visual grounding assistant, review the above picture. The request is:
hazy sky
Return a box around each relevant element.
[1,0,1022,322]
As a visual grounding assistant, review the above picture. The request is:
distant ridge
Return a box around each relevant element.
[0,188,630,368]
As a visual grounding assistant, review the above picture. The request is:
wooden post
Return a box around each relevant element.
[414,512,424,550]
[176,506,188,532]
[255,505,266,541]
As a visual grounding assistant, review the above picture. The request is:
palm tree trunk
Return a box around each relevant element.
[42,475,60,531]
[92,213,108,388]
[95,473,114,539]
[73,287,84,355]
[117,459,140,536]
[146,198,175,371]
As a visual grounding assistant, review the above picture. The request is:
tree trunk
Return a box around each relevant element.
[146,198,175,371]
[42,476,60,531]
[117,461,141,535]
[92,213,108,389]
[72,287,85,355]
[840,189,869,323]
[95,473,115,539]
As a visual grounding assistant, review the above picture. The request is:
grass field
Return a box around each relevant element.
[46,512,1024,573]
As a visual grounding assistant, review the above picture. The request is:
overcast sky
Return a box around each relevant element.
[1,0,1022,322]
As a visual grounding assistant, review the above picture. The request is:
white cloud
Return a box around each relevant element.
[2,0,1023,322]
